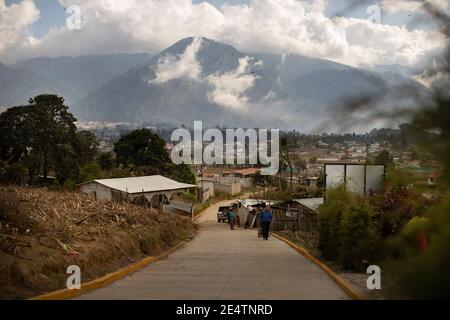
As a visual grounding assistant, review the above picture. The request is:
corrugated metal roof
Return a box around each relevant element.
[239,199,262,208]
[293,198,324,212]
[238,199,279,208]
[90,175,197,194]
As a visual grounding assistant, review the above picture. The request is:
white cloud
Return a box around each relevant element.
[151,37,203,84]
[0,0,39,59]
[302,0,327,13]
[206,56,261,110]
[0,0,446,68]
[147,39,260,111]
[333,16,443,67]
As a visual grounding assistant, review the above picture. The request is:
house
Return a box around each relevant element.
[271,198,324,232]
[222,168,259,188]
[197,178,215,202]
[293,198,324,213]
[79,175,197,209]
[215,180,242,195]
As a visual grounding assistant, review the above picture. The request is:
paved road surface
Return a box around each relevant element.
[77,200,348,300]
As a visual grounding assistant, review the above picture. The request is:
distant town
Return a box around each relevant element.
[79,120,442,195]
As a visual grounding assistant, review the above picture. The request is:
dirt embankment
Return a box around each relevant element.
[0,186,196,299]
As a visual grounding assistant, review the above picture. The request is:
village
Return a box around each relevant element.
[1,0,449,306]
[0,102,444,300]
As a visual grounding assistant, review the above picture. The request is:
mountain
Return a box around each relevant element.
[15,53,150,104]
[0,63,64,107]
[1,37,425,130]
[77,37,396,130]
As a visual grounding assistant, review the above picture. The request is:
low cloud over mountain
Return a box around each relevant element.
[76,37,403,130]
[0,37,428,131]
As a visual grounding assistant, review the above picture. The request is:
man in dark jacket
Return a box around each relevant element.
[260,206,273,240]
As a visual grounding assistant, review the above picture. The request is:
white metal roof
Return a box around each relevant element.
[239,199,261,208]
[90,175,197,194]
[238,199,279,208]
[293,198,324,212]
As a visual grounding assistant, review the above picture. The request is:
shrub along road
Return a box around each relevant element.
[77,200,349,300]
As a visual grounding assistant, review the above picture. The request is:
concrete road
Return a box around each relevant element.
[77,200,349,300]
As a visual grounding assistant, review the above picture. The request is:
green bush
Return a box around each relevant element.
[401,216,431,244]
[317,187,351,260]
[182,192,196,202]
[63,179,77,190]
[371,167,428,237]
[390,192,450,299]
[384,166,416,190]
[338,197,379,271]
[0,162,27,185]
[79,163,105,182]
[318,187,381,271]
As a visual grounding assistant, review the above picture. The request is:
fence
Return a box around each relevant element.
[271,205,317,233]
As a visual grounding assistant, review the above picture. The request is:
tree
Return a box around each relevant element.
[97,152,114,170]
[0,95,86,184]
[114,129,173,175]
[294,157,308,176]
[174,163,196,185]
[54,144,80,184]
[280,137,295,190]
[75,130,99,166]
[252,172,276,198]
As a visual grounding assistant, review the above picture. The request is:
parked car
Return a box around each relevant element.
[217,205,231,223]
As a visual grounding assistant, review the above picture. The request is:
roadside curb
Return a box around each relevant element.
[272,233,365,300]
[30,240,189,300]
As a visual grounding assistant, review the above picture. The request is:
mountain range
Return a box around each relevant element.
[0,53,149,107]
[0,37,425,130]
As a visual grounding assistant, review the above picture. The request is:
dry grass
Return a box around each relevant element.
[0,186,196,299]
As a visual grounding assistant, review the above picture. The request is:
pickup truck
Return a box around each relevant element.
[217,205,231,223]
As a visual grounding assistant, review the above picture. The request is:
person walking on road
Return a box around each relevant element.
[228,207,236,230]
[260,206,273,240]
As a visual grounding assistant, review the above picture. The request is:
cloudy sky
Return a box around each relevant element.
[0,0,448,67]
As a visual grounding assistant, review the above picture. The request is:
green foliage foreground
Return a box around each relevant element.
[318,187,380,271]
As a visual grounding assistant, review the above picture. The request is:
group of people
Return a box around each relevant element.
[226,205,273,240]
